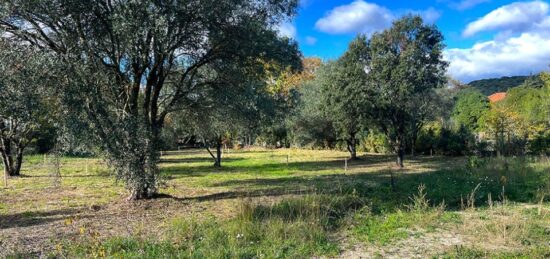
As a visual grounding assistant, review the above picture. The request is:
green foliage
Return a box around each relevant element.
[365,16,448,165]
[529,132,550,155]
[475,74,550,156]
[359,131,391,154]
[288,82,337,149]
[437,125,475,156]
[0,40,57,176]
[318,37,370,158]
[452,89,490,132]
[1,0,301,199]
[353,185,460,245]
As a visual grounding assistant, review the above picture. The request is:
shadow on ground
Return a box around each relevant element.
[0,208,89,230]
[160,151,547,212]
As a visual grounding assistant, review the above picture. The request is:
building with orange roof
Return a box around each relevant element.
[488,92,507,103]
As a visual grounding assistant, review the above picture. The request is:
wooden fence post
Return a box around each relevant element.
[345,159,348,172]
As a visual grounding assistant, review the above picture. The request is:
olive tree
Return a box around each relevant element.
[366,16,448,167]
[172,71,282,167]
[0,0,300,199]
[0,41,54,178]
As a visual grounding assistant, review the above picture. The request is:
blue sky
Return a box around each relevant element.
[279,0,550,82]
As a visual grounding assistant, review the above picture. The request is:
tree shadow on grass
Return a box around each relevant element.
[160,155,460,182]
[19,172,112,178]
[160,157,244,164]
[163,159,548,212]
[0,208,90,230]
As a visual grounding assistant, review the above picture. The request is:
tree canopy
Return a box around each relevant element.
[452,89,490,132]
[0,40,56,177]
[319,37,370,159]
[365,16,448,167]
[0,0,301,199]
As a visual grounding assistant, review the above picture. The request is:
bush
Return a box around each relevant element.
[359,131,391,154]
[529,132,550,155]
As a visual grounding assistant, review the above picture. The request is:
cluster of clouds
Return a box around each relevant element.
[448,0,550,82]
[314,1,441,35]
[281,0,442,46]
[278,0,550,81]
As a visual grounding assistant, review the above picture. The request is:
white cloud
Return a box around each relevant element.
[315,1,441,35]
[277,22,297,38]
[447,1,550,81]
[305,36,318,45]
[463,1,550,37]
[446,32,550,82]
[315,1,393,34]
[451,0,491,11]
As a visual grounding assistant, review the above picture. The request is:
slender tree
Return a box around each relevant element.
[366,16,448,167]
[0,0,300,199]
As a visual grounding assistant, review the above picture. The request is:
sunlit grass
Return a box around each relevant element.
[1,149,549,258]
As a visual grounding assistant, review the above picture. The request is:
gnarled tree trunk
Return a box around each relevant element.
[347,137,358,160]
[0,138,24,177]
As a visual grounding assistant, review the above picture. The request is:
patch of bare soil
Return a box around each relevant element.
[0,191,306,257]
[333,231,465,259]
[0,195,239,257]
[332,205,550,258]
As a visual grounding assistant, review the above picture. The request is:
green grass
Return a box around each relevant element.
[1,149,550,258]
[56,195,351,258]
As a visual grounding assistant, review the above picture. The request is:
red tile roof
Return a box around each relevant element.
[488,92,507,103]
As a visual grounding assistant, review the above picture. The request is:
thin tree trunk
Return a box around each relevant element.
[396,137,405,168]
[350,139,357,160]
[347,136,357,160]
[206,146,216,161]
[215,138,222,167]
[410,138,416,157]
[1,149,10,179]
[397,147,404,168]
[206,137,222,167]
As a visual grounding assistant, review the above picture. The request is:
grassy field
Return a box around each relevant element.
[1,148,549,258]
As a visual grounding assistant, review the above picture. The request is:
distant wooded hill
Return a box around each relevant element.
[467,76,530,96]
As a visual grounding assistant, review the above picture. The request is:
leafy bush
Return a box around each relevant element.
[359,131,391,154]
[529,132,550,155]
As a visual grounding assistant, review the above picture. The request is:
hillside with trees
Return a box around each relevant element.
[467,75,543,96]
